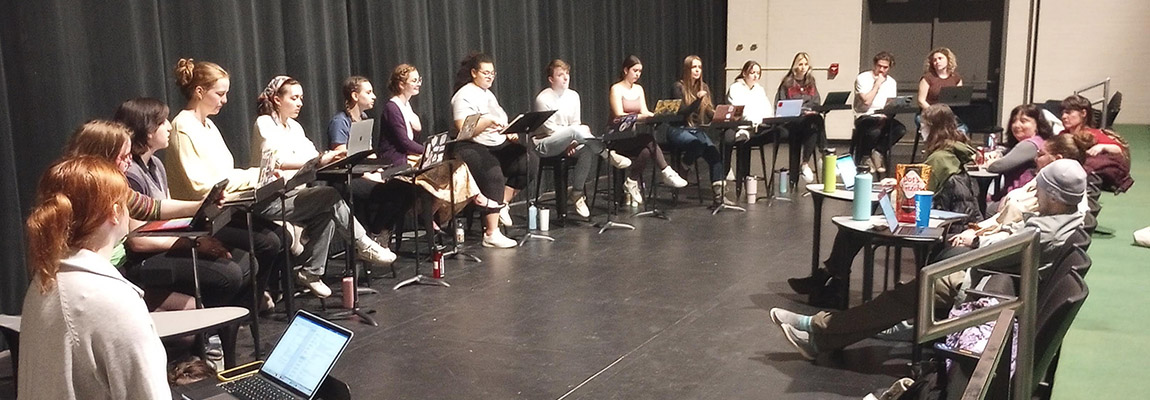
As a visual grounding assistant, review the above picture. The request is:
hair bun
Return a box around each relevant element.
[174,58,196,87]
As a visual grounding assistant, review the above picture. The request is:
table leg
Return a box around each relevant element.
[810,195,824,276]
[863,243,875,302]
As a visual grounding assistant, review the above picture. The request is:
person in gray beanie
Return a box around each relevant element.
[769,159,1087,360]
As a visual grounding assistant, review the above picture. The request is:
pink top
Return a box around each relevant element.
[621,93,642,115]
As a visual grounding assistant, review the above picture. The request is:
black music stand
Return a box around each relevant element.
[505,111,558,245]
[703,120,750,215]
[632,116,680,221]
[393,132,453,290]
[221,176,287,356]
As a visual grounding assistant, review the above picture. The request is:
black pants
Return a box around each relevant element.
[340,178,418,235]
[782,113,827,163]
[125,216,285,308]
[853,115,907,160]
[451,141,538,210]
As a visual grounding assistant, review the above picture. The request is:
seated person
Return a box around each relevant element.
[326,75,375,151]
[608,55,687,207]
[668,55,735,208]
[727,60,777,182]
[915,47,968,134]
[166,59,393,299]
[770,159,1088,359]
[533,59,632,218]
[1059,94,1134,192]
[20,156,169,398]
[853,51,907,174]
[375,65,494,231]
[449,52,535,248]
[774,52,827,184]
[986,104,1054,203]
[787,104,976,306]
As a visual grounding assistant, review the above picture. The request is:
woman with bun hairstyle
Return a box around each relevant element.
[608,55,687,206]
[19,156,169,399]
[167,58,394,298]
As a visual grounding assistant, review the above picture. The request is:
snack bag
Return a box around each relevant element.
[895,164,931,223]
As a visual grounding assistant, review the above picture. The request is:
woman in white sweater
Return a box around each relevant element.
[20,156,169,399]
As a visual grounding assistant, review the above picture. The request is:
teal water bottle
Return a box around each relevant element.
[852,166,872,221]
[528,204,538,230]
[822,148,837,193]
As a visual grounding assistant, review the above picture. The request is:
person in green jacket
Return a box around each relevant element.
[920,103,977,193]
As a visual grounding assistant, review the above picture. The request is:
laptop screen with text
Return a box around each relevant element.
[260,313,352,397]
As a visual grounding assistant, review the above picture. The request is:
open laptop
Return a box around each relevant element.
[653,99,682,116]
[183,310,354,400]
[454,113,483,141]
[711,104,745,123]
[822,91,851,107]
[882,95,915,109]
[877,191,944,238]
[937,86,973,107]
[775,99,803,117]
[345,119,375,155]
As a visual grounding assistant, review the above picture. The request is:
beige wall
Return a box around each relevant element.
[726,0,862,139]
[732,0,1150,131]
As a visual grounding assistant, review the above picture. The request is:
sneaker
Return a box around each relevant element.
[623,178,644,205]
[870,150,886,174]
[874,320,915,342]
[605,150,632,169]
[205,335,223,360]
[787,268,831,295]
[725,168,736,181]
[801,164,815,183]
[572,193,590,218]
[260,291,275,312]
[296,271,333,298]
[357,239,397,265]
[661,166,688,188]
[769,307,808,330]
[482,229,517,248]
[781,323,819,361]
[734,129,751,142]
[498,205,514,226]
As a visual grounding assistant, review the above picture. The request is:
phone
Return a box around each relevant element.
[216,360,263,382]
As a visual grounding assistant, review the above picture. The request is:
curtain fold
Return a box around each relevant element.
[0,0,726,314]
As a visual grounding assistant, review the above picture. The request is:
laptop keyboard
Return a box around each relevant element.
[222,377,297,400]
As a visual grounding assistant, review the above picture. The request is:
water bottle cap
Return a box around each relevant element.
[857,165,869,173]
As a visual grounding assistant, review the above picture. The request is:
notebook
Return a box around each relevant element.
[183,310,354,400]
[345,119,375,155]
[711,104,745,123]
[878,191,944,238]
[775,99,803,117]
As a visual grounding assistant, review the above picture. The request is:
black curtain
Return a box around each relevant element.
[0,0,726,313]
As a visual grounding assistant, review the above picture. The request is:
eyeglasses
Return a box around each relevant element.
[477,69,497,77]
[408,77,423,84]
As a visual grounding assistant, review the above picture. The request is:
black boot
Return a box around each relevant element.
[809,277,848,310]
[788,268,831,295]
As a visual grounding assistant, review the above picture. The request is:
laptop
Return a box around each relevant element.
[775,99,803,117]
[822,91,851,107]
[882,96,914,109]
[182,310,354,400]
[937,86,973,106]
[135,179,228,234]
[653,99,682,116]
[711,105,745,123]
[346,119,375,155]
[877,191,945,238]
[454,113,483,141]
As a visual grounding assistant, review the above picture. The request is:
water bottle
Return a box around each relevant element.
[455,220,465,243]
[852,166,872,221]
[777,169,789,197]
[822,148,837,193]
[745,176,758,203]
[341,276,355,309]
[539,208,550,231]
[528,204,538,230]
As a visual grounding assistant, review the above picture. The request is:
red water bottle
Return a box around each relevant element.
[341,276,355,309]
[432,251,444,279]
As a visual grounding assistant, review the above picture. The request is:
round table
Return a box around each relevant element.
[830,215,952,303]
[805,183,882,279]
[969,167,1003,215]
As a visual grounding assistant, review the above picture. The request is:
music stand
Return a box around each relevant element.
[393,132,453,290]
[221,176,286,356]
[505,111,559,245]
[702,120,749,215]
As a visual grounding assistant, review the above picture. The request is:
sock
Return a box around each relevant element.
[797,315,812,332]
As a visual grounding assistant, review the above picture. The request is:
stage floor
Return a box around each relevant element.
[245,181,920,399]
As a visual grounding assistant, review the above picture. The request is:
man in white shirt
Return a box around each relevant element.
[853,51,906,174]
[533,59,631,218]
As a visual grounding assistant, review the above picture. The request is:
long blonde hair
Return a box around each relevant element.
[26,156,130,293]
[679,55,713,125]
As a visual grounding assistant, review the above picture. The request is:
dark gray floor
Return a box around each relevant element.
[246,178,918,399]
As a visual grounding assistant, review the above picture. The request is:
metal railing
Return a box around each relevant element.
[1073,77,1111,129]
[916,228,1040,400]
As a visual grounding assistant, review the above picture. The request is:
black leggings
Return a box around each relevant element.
[451,141,538,207]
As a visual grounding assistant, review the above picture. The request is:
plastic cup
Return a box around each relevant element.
[915,191,934,228]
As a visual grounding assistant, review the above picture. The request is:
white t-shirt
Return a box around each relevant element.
[854,71,898,115]
[451,83,509,146]
[534,87,583,133]
[252,114,320,167]
[727,79,774,122]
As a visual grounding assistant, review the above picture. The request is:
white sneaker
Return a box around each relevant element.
[661,166,688,188]
[606,150,632,169]
[572,194,590,218]
[725,168,736,181]
[482,229,517,248]
[296,271,333,298]
[498,205,513,226]
[623,177,644,205]
[801,164,815,183]
[357,239,397,265]
[734,129,751,142]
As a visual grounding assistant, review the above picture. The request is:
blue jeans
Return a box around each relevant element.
[667,127,723,183]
